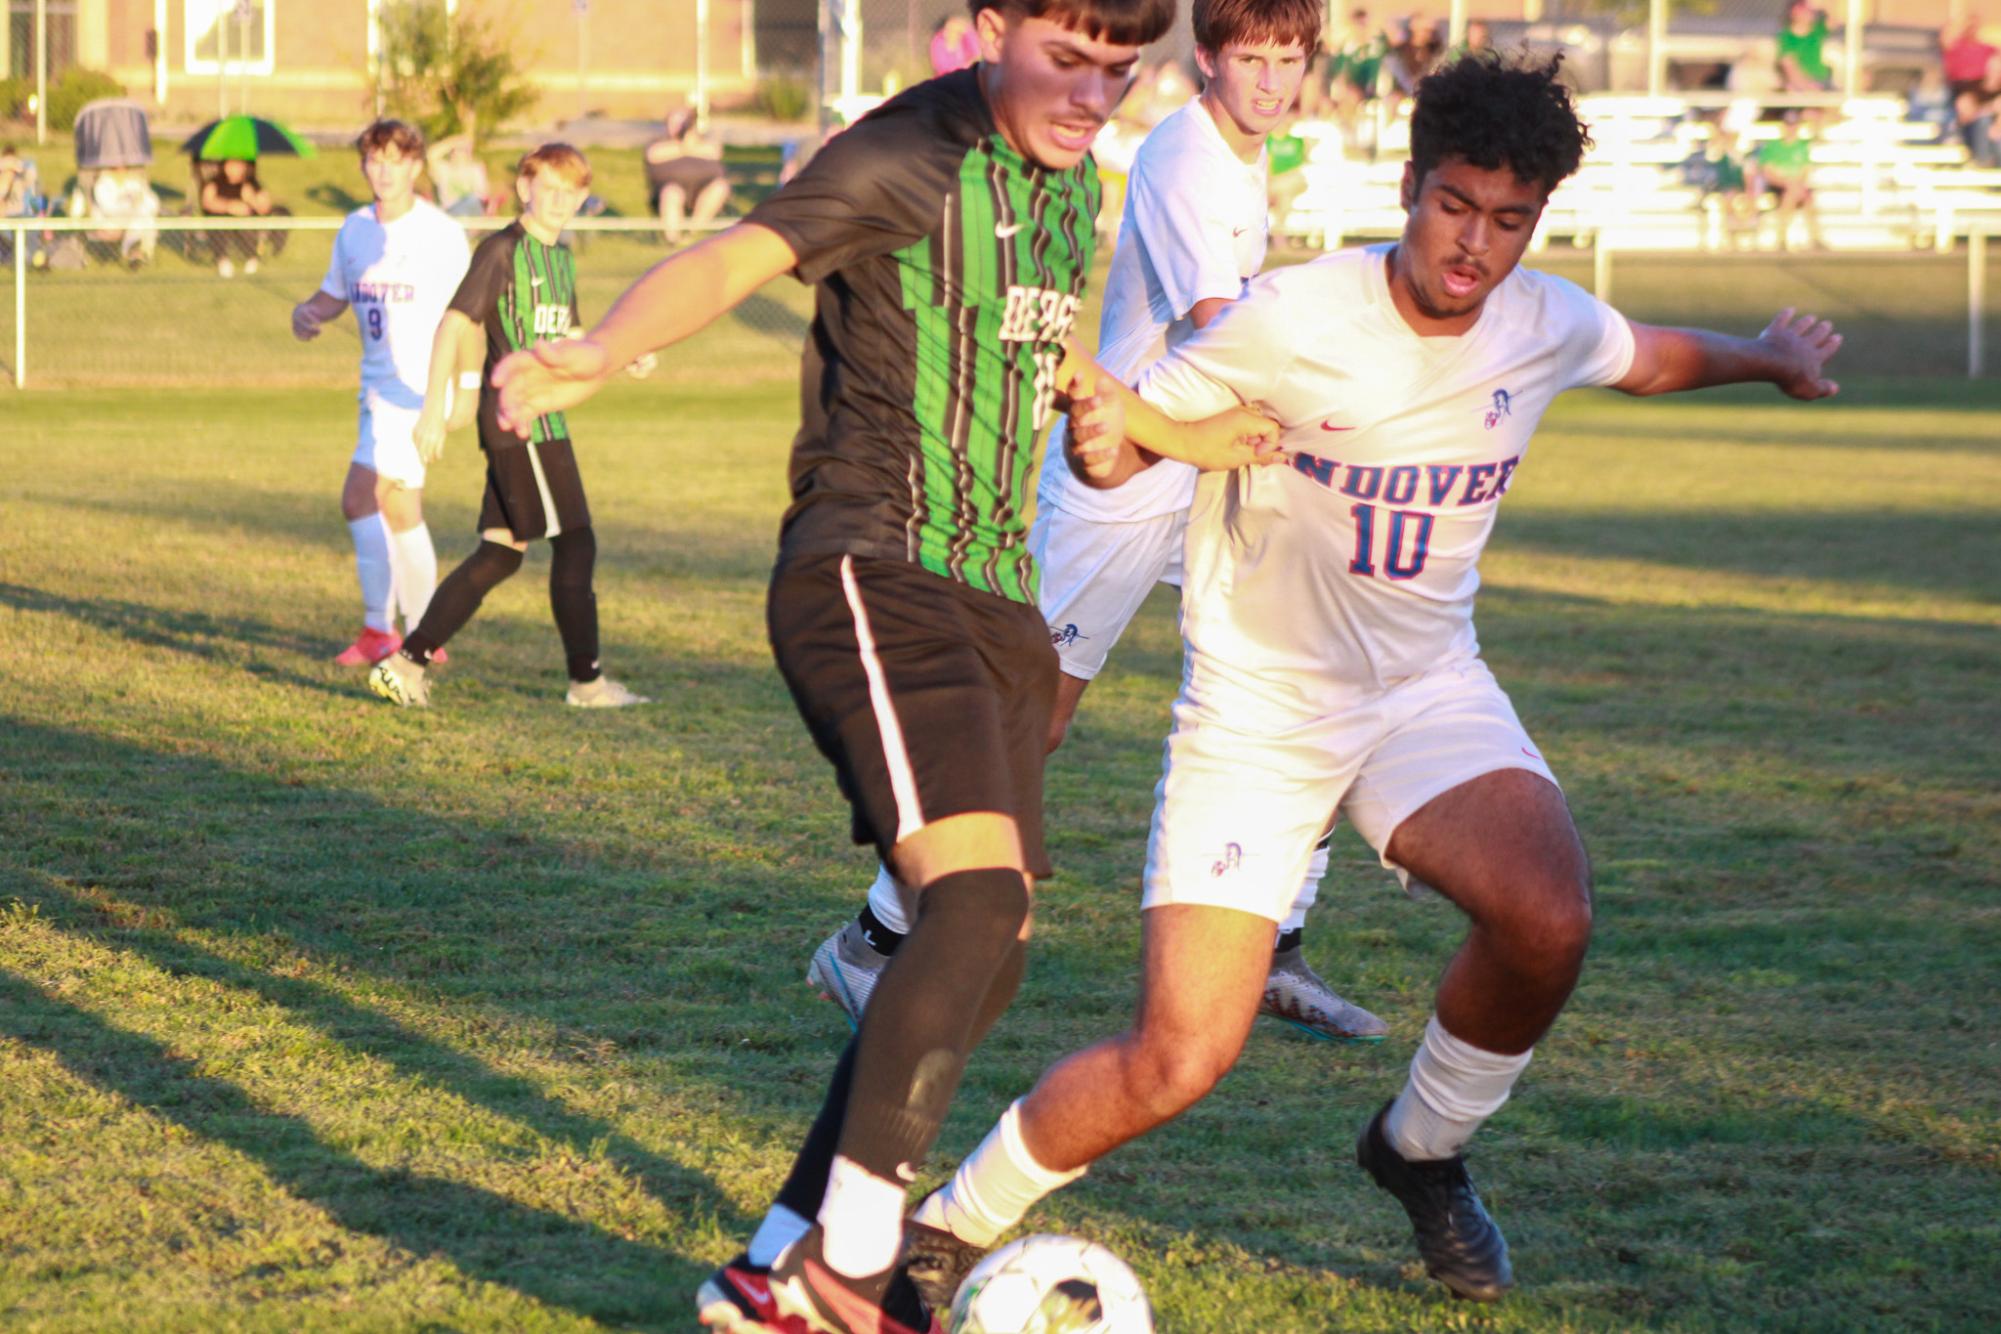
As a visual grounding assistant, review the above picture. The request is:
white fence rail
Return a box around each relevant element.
[1,216,1994,388]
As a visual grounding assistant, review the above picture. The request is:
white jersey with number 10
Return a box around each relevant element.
[1136,244,1637,724]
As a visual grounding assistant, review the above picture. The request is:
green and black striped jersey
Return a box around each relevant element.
[449,220,583,450]
[747,69,1099,604]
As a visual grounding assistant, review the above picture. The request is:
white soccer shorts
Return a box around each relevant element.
[1142,655,1561,922]
[1028,503,1185,680]
[353,399,426,488]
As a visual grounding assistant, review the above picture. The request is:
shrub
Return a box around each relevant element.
[48,68,125,133]
[756,73,814,124]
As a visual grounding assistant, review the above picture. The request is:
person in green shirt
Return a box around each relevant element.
[1756,113,1827,249]
[1777,0,1834,91]
[1703,126,1758,250]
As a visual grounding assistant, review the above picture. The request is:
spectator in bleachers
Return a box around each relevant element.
[427,134,494,218]
[1321,7,1389,123]
[200,157,277,277]
[929,13,982,77]
[1700,127,1759,250]
[1,143,45,267]
[1448,19,1493,62]
[91,164,160,269]
[645,108,729,247]
[1941,17,2001,164]
[1386,14,1445,115]
[1756,112,1827,249]
[1777,0,1834,93]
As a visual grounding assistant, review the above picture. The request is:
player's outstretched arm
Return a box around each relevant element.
[1616,308,1842,400]
[291,292,347,342]
[1056,341,1283,488]
[493,222,797,436]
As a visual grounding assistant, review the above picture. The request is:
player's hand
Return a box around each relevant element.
[291,302,324,342]
[625,352,658,380]
[1057,340,1126,481]
[1761,307,1841,400]
[1164,404,1285,472]
[414,410,447,465]
[493,337,613,437]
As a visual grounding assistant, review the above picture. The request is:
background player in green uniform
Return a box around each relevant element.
[491,4,1278,1330]
[368,144,653,710]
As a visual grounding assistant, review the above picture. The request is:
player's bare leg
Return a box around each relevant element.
[1355,766,1592,1301]
[334,462,401,664]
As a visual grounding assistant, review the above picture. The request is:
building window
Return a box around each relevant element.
[186,0,274,77]
[8,0,78,82]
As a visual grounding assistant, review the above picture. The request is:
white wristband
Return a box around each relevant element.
[458,371,482,390]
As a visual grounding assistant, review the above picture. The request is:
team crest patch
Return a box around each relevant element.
[1210,843,1244,877]
[1484,389,1513,429]
[1050,623,1088,648]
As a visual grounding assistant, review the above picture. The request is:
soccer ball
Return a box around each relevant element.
[948,1234,1153,1334]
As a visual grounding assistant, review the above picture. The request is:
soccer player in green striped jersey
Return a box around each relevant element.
[493,6,1276,1330]
[368,144,653,711]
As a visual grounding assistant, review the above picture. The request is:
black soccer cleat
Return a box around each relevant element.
[1356,1100,1515,1302]
[896,1216,992,1313]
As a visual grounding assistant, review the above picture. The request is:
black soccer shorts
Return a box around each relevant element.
[767,554,1058,878]
[478,438,591,541]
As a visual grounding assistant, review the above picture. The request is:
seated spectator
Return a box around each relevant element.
[1385,14,1445,114]
[1449,19,1493,62]
[1755,112,1826,250]
[427,133,493,218]
[1320,7,1389,127]
[90,165,161,268]
[1777,0,1834,93]
[0,143,46,266]
[644,108,728,246]
[1942,17,2001,162]
[930,14,982,77]
[200,157,276,277]
[1699,127,1758,250]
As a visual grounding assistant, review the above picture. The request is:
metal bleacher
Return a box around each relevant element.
[1280,93,2001,254]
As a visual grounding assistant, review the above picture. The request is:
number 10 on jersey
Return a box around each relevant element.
[1348,503,1434,580]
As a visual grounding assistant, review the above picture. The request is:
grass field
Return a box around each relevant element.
[3,265,2000,1331]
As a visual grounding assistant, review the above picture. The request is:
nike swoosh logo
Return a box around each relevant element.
[1233,227,1248,237]
[996,222,1025,238]
[1320,422,1356,432]
[795,1257,929,1332]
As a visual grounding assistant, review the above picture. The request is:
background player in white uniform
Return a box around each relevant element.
[895,54,1843,1308]
[807,0,1390,1046]
[291,120,471,667]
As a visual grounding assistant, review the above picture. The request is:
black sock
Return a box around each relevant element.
[774,1039,857,1222]
[1275,927,1304,955]
[402,540,522,663]
[549,527,600,682]
[838,867,1030,1181]
[767,932,1022,1226]
[856,903,906,957]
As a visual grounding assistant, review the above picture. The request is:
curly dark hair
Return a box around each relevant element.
[1408,52,1591,197]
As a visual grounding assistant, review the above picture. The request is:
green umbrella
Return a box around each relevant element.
[183,115,317,162]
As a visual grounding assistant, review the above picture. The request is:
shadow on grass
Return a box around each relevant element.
[0,966,706,1328]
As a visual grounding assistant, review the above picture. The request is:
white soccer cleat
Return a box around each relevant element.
[366,653,430,708]
[564,675,652,708]
[806,921,891,1030]
[1261,946,1389,1043]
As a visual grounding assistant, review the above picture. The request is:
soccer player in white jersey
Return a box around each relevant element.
[806,0,1391,1048]
[895,54,1843,1307]
[291,120,471,667]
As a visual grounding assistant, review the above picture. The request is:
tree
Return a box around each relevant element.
[374,1,538,144]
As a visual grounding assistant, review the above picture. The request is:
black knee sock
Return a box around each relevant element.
[402,540,522,663]
[549,527,600,683]
[769,933,1023,1226]
[838,867,1031,1182]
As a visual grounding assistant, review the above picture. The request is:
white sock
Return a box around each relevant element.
[348,515,394,632]
[746,1203,812,1268]
[1281,840,1332,935]
[387,521,438,633]
[865,862,913,935]
[1384,1015,1533,1161]
[816,1155,907,1280]
[910,1100,1086,1247]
